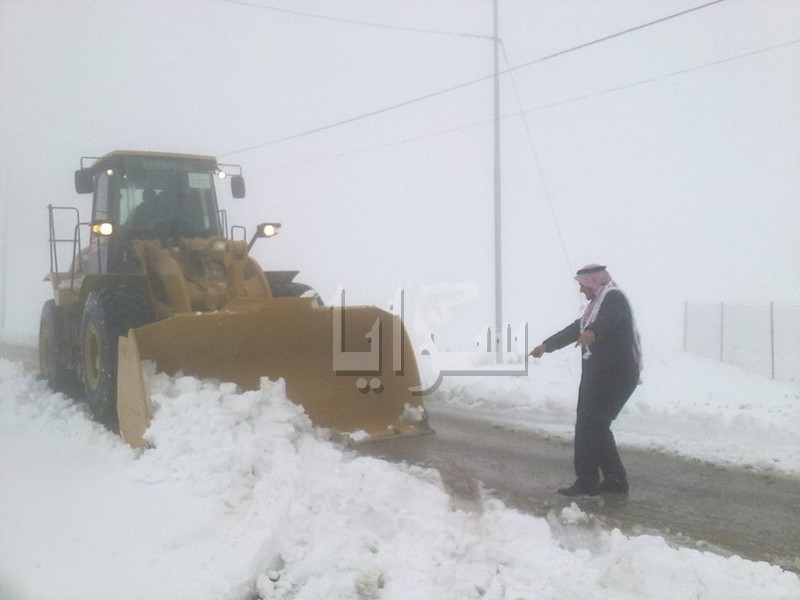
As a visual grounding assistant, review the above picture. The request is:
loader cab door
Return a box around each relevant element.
[81,169,120,274]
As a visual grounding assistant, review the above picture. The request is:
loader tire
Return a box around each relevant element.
[38,300,75,393]
[80,286,154,433]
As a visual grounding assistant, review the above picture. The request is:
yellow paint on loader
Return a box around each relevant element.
[117,297,432,448]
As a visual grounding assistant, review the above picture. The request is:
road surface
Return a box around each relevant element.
[358,404,800,573]
[2,343,798,572]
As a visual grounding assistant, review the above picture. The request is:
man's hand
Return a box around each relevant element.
[577,329,596,348]
[529,343,547,358]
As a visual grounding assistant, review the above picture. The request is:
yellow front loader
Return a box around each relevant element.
[40,151,430,447]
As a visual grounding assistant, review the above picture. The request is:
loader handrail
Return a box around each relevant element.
[230,224,247,243]
[47,205,82,277]
[46,205,98,295]
[218,209,228,239]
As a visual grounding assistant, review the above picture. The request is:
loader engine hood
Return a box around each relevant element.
[127,237,271,316]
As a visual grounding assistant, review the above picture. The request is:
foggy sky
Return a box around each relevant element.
[1,0,798,352]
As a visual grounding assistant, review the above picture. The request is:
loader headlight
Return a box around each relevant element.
[247,222,282,250]
[91,221,114,236]
[258,222,281,238]
[216,169,227,179]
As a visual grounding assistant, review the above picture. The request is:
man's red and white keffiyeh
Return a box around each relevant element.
[575,264,643,372]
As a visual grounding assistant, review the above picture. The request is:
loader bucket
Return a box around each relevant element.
[117,298,432,448]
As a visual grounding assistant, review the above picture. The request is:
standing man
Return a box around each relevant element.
[530,264,642,497]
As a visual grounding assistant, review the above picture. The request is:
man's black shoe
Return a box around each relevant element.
[599,479,629,494]
[557,483,599,497]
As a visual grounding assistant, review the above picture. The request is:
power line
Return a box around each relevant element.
[254,38,798,171]
[258,120,489,171]
[500,41,574,278]
[208,0,492,40]
[509,0,727,73]
[219,0,729,157]
[522,37,800,114]
[220,76,489,157]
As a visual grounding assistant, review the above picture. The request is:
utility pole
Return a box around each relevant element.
[493,0,503,359]
[0,168,7,332]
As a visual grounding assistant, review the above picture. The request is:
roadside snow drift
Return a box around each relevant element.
[1,357,799,600]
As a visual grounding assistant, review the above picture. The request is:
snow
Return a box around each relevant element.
[1,353,799,600]
[434,350,800,476]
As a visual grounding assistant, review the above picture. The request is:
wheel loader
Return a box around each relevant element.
[40,150,430,447]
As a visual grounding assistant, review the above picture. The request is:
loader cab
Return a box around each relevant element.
[76,151,245,272]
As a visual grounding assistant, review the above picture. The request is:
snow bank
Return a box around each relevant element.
[1,357,799,599]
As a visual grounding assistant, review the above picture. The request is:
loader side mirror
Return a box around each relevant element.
[75,169,95,194]
[231,175,246,199]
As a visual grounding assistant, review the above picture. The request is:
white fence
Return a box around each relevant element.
[683,303,800,384]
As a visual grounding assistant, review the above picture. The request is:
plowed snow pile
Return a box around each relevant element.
[1,358,798,600]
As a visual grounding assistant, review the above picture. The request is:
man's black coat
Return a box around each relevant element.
[543,289,639,422]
